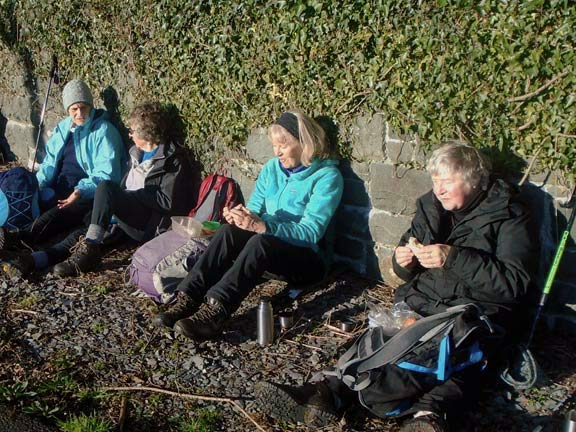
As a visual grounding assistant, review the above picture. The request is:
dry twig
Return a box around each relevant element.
[101,386,266,432]
[507,70,569,103]
[10,309,39,315]
[118,396,128,432]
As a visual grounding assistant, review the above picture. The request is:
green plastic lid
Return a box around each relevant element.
[202,221,221,231]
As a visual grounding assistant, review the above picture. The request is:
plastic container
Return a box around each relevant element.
[171,216,204,238]
[201,221,221,235]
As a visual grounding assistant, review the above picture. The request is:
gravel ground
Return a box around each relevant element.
[0,247,575,431]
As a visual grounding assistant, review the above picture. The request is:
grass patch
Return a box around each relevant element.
[177,408,221,432]
[13,293,39,309]
[58,413,114,432]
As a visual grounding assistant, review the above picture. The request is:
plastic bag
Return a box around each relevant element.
[367,301,422,334]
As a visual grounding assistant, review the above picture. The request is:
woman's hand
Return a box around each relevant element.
[57,189,81,209]
[414,244,452,269]
[394,245,417,268]
[225,204,266,233]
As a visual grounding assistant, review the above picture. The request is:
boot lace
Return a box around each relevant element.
[190,301,226,323]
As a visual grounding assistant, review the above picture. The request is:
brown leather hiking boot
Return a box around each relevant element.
[254,381,340,427]
[53,238,102,277]
[152,294,199,329]
[173,297,228,340]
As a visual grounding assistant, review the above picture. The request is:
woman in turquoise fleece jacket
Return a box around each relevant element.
[0,80,125,252]
[154,110,344,341]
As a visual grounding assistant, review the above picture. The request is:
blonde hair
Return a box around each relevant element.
[268,110,332,166]
[426,141,491,189]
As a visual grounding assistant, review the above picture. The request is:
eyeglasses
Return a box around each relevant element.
[128,127,137,136]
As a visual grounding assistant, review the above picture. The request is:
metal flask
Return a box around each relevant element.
[257,297,274,346]
[564,410,576,432]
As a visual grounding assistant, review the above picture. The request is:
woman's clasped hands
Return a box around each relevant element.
[223,204,266,234]
[395,243,452,269]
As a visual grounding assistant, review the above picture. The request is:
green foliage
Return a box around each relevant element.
[58,413,113,432]
[177,408,221,432]
[2,0,575,175]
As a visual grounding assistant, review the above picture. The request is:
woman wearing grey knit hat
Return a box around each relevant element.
[0,79,126,260]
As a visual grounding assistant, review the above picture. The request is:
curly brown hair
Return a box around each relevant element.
[127,102,168,145]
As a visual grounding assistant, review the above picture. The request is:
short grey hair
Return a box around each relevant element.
[426,141,491,189]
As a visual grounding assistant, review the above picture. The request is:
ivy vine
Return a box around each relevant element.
[0,0,574,178]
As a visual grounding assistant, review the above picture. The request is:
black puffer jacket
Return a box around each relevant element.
[393,179,538,322]
[118,142,199,241]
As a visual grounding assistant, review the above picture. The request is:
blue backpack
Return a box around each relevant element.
[0,167,40,230]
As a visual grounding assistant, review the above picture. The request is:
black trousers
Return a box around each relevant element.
[25,196,92,245]
[177,224,326,314]
[44,181,152,265]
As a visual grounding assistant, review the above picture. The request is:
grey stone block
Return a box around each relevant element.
[370,163,431,214]
[375,245,404,287]
[350,161,370,181]
[335,205,371,240]
[0,95,34,123]
[4,120,36,162]
[228,165,256,202]
[350,113,385,161]
[246,127,272,164]
[341,177,370,207]
[369,211,411,246]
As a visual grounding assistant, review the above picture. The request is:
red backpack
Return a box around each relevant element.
[188,174,244,223]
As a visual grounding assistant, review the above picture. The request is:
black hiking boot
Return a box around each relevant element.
[400,414,448,432]
[53,238,102,277]
[152,294,199,329]
[0,227,22,252]
[1,253,34,278]
[254,381,340,427]
[174,297,228,340]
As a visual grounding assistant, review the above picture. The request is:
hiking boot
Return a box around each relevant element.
[1,253,34,278]
[174,297,228,340]
[0,227,22,252]
[53,238,102,277]
[400,414,448,432]
[152,294,199,329]
[254,381,339,427]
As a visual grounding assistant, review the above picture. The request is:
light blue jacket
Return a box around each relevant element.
[36,109,125,199]
[247,158,344,259]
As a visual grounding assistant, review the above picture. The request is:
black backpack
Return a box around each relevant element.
[316,304,496,417]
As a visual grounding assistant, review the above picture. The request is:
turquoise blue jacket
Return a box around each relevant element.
[36,109,125,199]
[247,158,344,261]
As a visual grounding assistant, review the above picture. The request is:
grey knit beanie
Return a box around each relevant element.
[62,79,93,111]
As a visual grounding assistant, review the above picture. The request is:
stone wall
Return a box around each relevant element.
[0,49,574,325]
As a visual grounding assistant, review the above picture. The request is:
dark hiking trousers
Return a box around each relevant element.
[24,196,92,245]
[44,181,151,265]
[90,180,151,234]
[176,224,326,314]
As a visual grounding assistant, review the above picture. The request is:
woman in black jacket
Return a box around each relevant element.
[2,102,197,278]
[255,142,538,432]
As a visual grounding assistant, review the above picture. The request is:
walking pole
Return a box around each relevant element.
[30,55,59,173]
